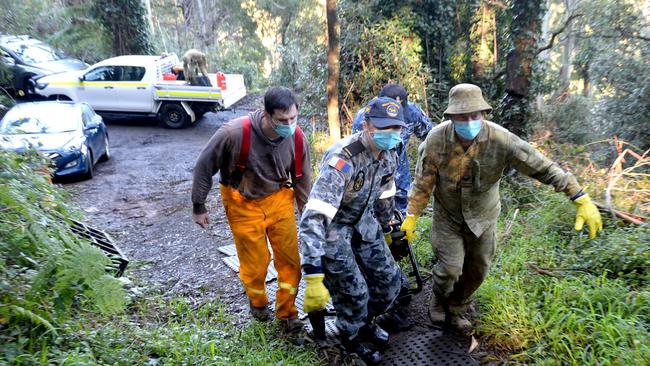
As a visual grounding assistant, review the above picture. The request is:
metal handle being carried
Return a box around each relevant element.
[388,210,423,296]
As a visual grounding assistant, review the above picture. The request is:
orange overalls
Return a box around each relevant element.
[220,185,301,320]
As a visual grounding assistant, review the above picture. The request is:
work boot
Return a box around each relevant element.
[358,322,389,348]
[279,318,307,345]
[428,295,446,323]
[249,303,272,322]
[279,318,303,335]
[449,313,472,332]
[340,334,382,365]
[378,306,412,334]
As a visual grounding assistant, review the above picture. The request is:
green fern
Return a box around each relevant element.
[2,304,58,336]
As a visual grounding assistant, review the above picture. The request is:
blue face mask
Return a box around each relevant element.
[372,130,402,150]
[272,121,297,138]
[453,119,482,140]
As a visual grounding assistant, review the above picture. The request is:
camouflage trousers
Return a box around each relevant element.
[322,229,402,338]
[430,209,497,314]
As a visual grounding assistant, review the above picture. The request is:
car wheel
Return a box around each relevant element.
[99,135,111,162]
[82,150,94,180]
[159,103,190,129]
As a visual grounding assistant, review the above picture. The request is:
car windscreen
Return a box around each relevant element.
[6,41,66,64]
[0,105,81,134]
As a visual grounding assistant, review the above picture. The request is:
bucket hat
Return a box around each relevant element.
[443,83,492,115]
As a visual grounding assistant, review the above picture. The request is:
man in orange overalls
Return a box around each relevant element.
[191,87,312,336]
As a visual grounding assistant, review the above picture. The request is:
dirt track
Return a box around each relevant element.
[62,103,258,316]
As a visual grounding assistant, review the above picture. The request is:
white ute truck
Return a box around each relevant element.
[31,53,246,128]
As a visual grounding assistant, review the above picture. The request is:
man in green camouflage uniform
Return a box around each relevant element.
[300,97,408,364]
[401,84,603,331]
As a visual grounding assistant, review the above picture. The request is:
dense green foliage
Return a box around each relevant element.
[337,2,432,126]
[0,150,127,363]
[91,0,154,56]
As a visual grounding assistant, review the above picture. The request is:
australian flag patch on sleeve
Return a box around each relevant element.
[328,156,351,173]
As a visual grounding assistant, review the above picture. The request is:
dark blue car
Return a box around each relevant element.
[0,101,110,179]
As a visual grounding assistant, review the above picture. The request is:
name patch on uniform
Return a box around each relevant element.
[381,174,393,186]
[328,156,351,173]
[353,171,365,191]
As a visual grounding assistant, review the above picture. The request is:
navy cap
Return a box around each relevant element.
[379,84,410,120]
[380,84,408,106]
[365,97,406,128]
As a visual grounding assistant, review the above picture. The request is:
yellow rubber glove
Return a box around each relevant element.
[384,233,392,245]
[574,195,603,239]
[303,274,330,313]
[400,214,419,242]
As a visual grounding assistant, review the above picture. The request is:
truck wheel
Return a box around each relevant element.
[159,103,190,129]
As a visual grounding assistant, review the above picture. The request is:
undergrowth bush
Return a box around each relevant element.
[75,296,319,365]
[568,225,649,288]
[0,150,127,364]
[475,186,649,365]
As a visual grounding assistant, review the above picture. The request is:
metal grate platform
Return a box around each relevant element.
[221,255,278,282]
[216,244,237,257]
[380,330,477,366]
[56,214,129,277]
[218,246,476,365]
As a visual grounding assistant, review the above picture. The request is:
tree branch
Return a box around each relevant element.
[525,262,559,277]
[575,31,650,42]
[537,13,583,54]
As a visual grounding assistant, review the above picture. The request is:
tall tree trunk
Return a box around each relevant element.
[498,0,544,137]
[93,0,154,56]
[143,0,154,36]
[195,0,209,49]
[326,0,341,140]
[556,0,576,97]
[181,0,193,50]
[471,3,496,82]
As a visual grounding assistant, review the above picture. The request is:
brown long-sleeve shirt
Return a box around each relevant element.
[192,109,312,214]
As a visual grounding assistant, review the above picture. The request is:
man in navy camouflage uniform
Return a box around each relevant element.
[299,97,407,364]
[352,84,433,216]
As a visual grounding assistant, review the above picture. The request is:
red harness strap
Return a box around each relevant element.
[294,126,304,181]
[235,115,304,184]
[235,116,252,173]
